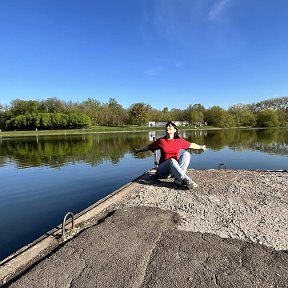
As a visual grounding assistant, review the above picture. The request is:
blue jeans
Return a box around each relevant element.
[156,151,191,181]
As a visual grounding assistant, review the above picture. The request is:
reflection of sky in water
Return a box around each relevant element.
[189,148,287,170]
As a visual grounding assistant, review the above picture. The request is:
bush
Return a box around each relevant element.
[5,112,91,130]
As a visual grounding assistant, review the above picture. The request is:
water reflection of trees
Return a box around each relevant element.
[0,129,287,168]
[192,128,288,155]
[0,133,151,168]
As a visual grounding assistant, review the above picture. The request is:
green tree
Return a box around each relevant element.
[25,113,41,129]
[228,104,256,127]
[256,109,280,127]
[248,96,288,112]
[5,112,91,130]
[40,113,52,128]
[68,112,91,128]
[170,108,185,121]
[79,98,103,125]
[205,106,235,128]
[148,108,169,122]
[10,99,38,116]
[51,113,67,128]
[128,103,151,125]
[106,98,128,126]
[39,98,65,113]
[277,110,288,127]
[7,114,27,129]
[0,104,10,130]
[63,100,81,113]
[160,107,172,121]
[185,104,205,125]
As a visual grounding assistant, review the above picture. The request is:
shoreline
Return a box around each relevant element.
[0,126,284,139]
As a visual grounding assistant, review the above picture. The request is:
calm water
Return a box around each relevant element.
[0,128,287,261]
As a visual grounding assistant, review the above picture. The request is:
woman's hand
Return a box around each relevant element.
[189,143,207,150]
[134,146,149,154]
[134,148,140,154]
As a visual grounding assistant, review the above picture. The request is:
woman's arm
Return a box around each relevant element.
[134,145,150,154]
[189,143,206,150]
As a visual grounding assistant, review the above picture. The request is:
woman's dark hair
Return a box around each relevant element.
[163,121,180,139]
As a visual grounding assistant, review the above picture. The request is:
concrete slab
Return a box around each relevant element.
[5,206,288,288]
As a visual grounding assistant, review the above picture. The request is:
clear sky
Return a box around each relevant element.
[1,0,288,110]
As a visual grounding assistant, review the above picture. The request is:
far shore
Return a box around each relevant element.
[0,125,281,139]
[0,125,228,138]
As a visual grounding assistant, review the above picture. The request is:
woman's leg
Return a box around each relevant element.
[156,159,172,178]
[176,151,197,188]
[157,154,197,188]
[169,158,187,180]
[157,151,191,179]
[178,151,191,174]
[157,152,197,188]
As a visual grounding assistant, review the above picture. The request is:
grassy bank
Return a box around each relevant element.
[0,125,218,138]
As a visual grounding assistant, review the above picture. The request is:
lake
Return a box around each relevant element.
[0,128,287,261]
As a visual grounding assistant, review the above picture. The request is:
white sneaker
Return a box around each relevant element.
[175,177,198,189]
[183,177,198,189]
[174,178,183,186]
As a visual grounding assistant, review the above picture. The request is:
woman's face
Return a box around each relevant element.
[166,123,177,135]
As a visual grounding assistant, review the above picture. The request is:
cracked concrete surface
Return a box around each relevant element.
[6,206,288,288]
[140,230,288,288]
[4,170,288,287]
[7,207,179,288]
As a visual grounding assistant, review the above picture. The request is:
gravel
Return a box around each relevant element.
[116,169,288,250]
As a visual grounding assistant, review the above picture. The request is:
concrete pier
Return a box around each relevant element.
[1,169,288,287]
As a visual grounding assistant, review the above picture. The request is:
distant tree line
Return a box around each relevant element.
[0,96,287,131]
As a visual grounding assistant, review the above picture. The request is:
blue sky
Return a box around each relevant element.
[0,0,288,110]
